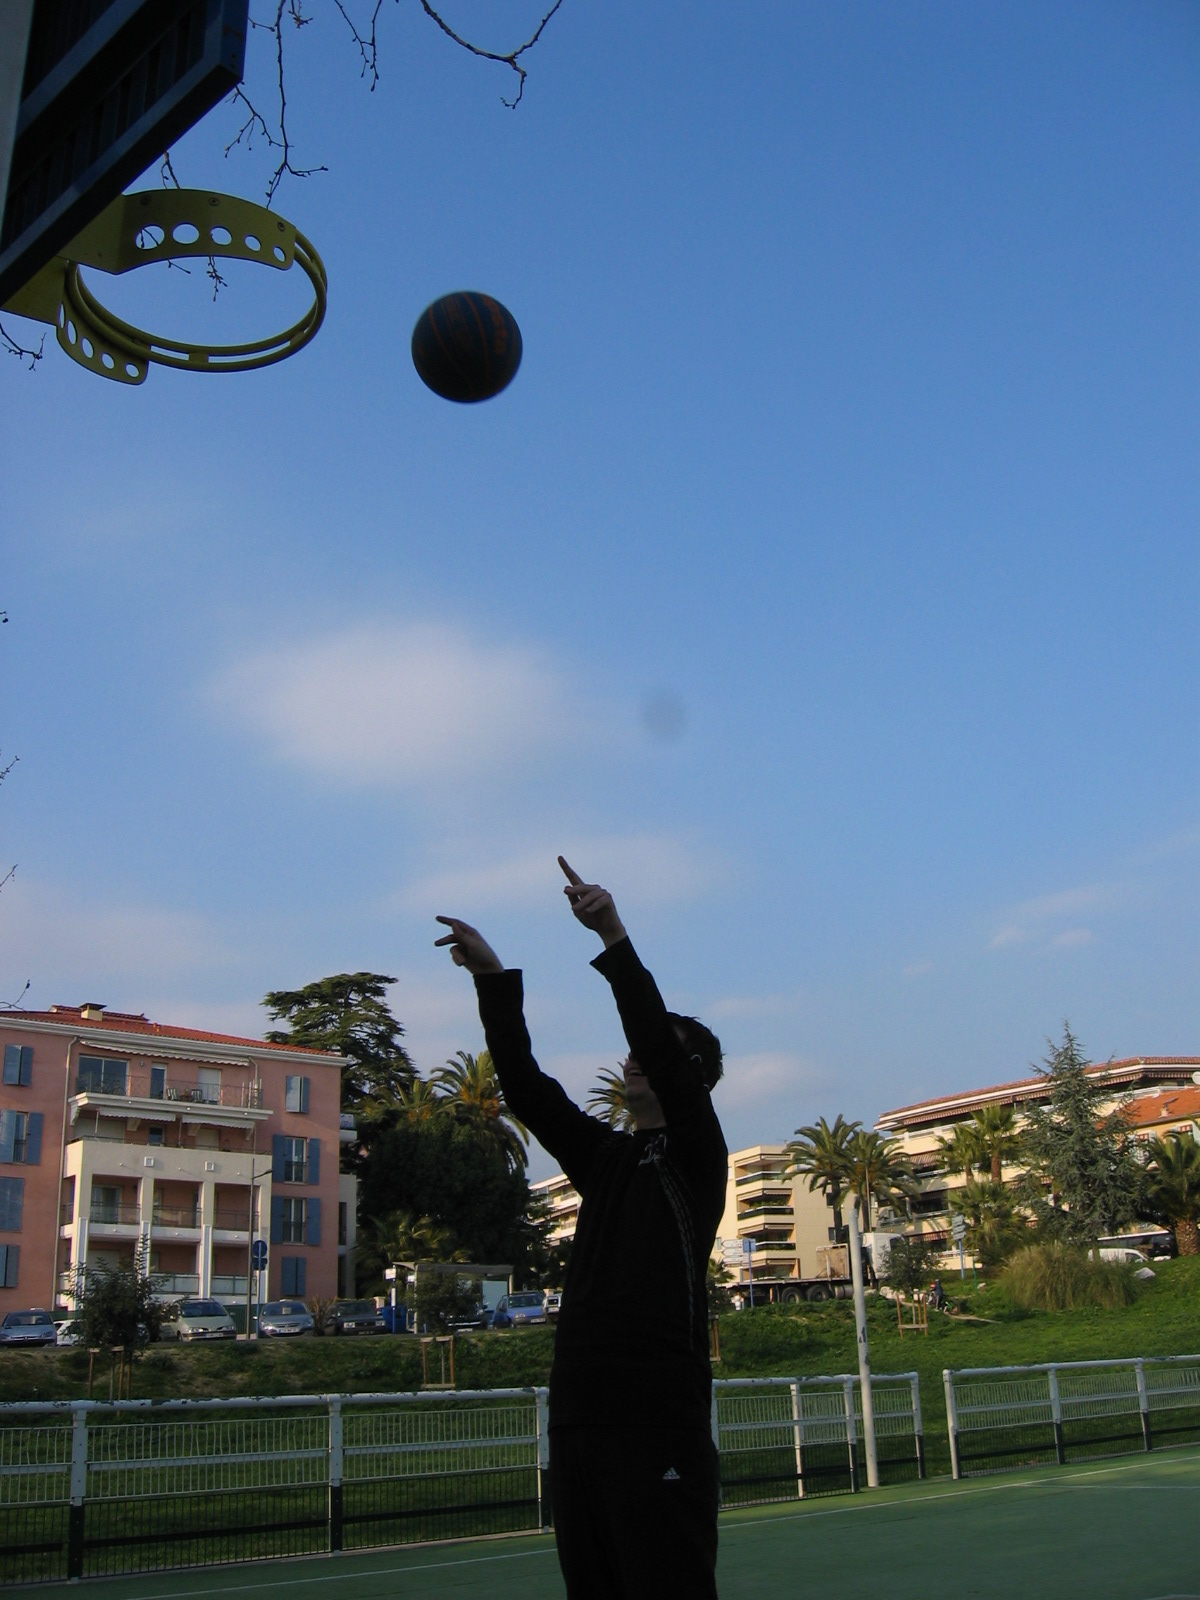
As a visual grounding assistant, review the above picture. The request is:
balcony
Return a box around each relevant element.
[737,1202,795,1220]
[73,1073,264,1109]
[213,1209,251,1233]
[89,1202,141,1227]
[152,1273,201,1296]
[735,1167,791,1186]
[210,1275,248,1298]
[152,1204,200,1229]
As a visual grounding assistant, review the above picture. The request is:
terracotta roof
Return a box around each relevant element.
[878,1058,1200,1127]
[8,1005,339,1058]
[1124,1086,1200,1130]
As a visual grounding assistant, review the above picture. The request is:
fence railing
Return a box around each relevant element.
[714,1372,924,1505]
[0,1371,923,1586]
[944,1354,1200,1478]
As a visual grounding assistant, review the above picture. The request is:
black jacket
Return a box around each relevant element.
[474,937,728,1431]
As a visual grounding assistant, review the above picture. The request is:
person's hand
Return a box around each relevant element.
[434,917,504,975]
[558,857,627,948]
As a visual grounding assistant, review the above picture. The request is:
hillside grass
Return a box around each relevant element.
[2,1258,1196,1478]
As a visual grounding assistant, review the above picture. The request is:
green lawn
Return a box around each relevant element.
[3,1257,1197,1478]
[17,1447,1200,1600]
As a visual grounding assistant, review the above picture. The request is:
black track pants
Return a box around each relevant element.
[548,1425,720,1599]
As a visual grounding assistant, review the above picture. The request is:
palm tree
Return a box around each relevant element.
[1144,1131,1200,1256]
[948,1177,1027,1268]
[785,1114,861,1234]
[968,1105,1022,1185]
[935,1122,985,1180]
[396,1075,443,1121]
[359,1208,464,1290]
[434,1049,529,1169]
[844,1129,915,1231]
[586,1067,636,1131]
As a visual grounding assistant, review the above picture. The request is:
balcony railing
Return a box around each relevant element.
[209,1275,248,1297]
[88,1203,141,1226]
[735,1168,790,1186]
[213,1210,251,1232]
[74,1076,264,1109]
[152,1273,201,1296]
[152,1205,200,1229]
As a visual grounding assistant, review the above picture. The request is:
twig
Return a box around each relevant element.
[226,1,327,204]
[0,978,29,1010]
[1,319,45,368]
[418,0,565,108]
[333,0,386,87]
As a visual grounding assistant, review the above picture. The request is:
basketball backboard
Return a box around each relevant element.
[0,0,249,308]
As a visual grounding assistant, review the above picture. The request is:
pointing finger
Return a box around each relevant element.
[558,856,584,886]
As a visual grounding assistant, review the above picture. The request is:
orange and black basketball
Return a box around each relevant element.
[411,291,523,403]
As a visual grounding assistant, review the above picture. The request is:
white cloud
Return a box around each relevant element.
[400,833,722,914]
[990,880,1117,952]
[718,1051,818,1112]
[902,961,935,979]
[208,621,581,788]
[0,877,234,1004]
[1051,928,1093,949]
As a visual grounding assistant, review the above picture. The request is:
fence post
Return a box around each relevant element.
[1047,1366,1066,1465]
[843,1377,859,1493]
[1134,1360,1152,1453]
[943,1370,960,1481]
[327,1395,343,1553]
[710,1387,723,1509]
[535,1387,552,1528]
[790,1380,805,1499]
[909,1374,925,1479]
[67,1404,88,1580]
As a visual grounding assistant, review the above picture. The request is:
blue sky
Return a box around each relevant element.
[2,2,1197,1178]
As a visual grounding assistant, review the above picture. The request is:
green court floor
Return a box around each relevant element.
[24,1448,1200,1600]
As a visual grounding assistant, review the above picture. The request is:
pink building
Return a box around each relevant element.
[0,1003,353,1320]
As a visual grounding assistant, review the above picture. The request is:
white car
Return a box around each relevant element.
[160,1299,237,1341]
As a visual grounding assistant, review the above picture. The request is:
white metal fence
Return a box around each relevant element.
[944,1354,1200,1477]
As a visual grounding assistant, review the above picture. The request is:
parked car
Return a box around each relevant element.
[0,1309,57,1347]
[1096,1247,1150,1265]
[544,1292,562,1320]
[55,1318,83,1347]
[449,1302,494,1332]
[257,1301,313,1337]
[159,1300,237,1341]
[491,1291,547,1328]
[330,1299,385,1335]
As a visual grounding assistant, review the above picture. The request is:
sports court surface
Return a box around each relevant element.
[20,1448,1200,1600]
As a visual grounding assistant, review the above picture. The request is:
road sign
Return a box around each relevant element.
[951,1214,966,1242]
[742,1237,757,1253]
[250,1238,267,1270]
[0,0,249,306]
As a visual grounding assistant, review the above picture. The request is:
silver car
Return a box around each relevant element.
[0,1309,56,1347]
[257,1300,313,1337]
[160,1299,237,1341]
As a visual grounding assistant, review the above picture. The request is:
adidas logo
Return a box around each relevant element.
[662,1467,680,1481]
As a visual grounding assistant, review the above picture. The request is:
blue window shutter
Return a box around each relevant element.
[0,1112,14,1165]
[295,1257,306,1297]
[0,1179,23,1231]
[270,1196,284,1244]
[2,1046,17,1085]
[272,1134,286,1183]
[307,1138,320,1185]
[300,1076,310,1114]
[23,1114,42,1166]
[19,1047,32,1086]
[3,1244,17,1287]
[280,1256,295,1296]
[306,1197,321,1246]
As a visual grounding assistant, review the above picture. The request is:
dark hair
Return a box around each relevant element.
[668,1013,723,1091]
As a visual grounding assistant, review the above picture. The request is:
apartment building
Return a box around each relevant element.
[531,1142,841,1299]
[0,1003,353,1317]
[876,1056,1200,1248]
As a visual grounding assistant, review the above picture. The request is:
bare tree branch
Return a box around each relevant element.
[418,0,565,108]
[1,319,45,368]
[333,0,387,88]
[0,978,30,1009]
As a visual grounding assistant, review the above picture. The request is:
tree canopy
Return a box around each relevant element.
[263,972,415,1133]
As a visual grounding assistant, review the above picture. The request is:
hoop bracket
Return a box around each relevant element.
[2,190,327,384]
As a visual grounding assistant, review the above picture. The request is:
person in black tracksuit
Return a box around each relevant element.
[436,858,728,1600]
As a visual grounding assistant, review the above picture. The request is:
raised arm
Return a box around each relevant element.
[434,915,611,1188]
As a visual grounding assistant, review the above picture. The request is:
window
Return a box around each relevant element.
[197,1068,221,1105]
[0,1179,23,1232]
[0,1244,18,1287]
[149,1066,166,1100]
[76,1056,128,1096]
[148,1127,164,1147]
[91,1186,121,1224]
[0,1111,41,1165]
[285,1075,310,1114]
[2,1045,32,1086]
[281,1198,306,1243]
[280,1256,306,1297]
[338,1201,347,1247]
[272,1133,320,1186]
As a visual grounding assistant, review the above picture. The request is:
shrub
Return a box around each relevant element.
[1001,1242,1137,1311]
[880,1234,944,1298]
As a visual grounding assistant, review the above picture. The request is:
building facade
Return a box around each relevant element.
[0,1003,351,1317]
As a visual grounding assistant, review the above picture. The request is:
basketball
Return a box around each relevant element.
[411,291,523,403]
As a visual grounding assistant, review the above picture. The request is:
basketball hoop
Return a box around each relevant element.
[1,189,326,384]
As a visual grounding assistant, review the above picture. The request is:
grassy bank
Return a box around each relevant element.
[2,1258,1196,1476]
